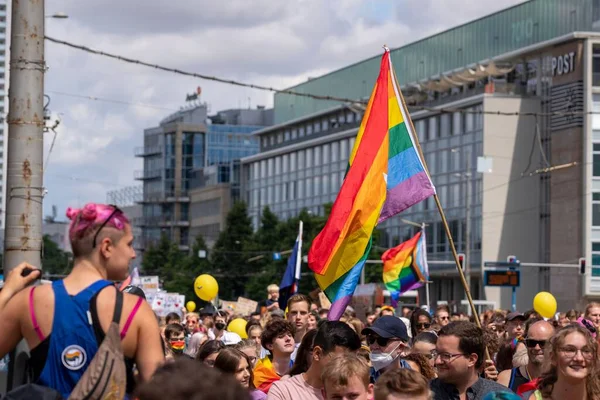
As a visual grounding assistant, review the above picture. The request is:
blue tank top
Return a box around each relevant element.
[37,279,114,398]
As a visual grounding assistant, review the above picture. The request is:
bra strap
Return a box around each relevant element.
[29,287,45,342]
[120,297,143,340]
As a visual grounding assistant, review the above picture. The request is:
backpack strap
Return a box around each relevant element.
[113,287,124,325]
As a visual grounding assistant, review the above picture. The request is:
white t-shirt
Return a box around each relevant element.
[267,374,323,400]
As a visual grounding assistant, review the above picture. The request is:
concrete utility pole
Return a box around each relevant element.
[4,0,45,274]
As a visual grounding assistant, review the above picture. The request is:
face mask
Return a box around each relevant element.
[369,342,401,372]
[170,340,185,354]
[215,322,226,331]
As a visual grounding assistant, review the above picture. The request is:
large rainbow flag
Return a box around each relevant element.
[308,48,435,321]
[382,230,429,294]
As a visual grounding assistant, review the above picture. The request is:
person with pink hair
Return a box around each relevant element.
[0,203,164,398]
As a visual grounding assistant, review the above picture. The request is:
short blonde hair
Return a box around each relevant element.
[321,354,370,391]
[585,302,600,317]
[374,368,432,400]
[267,284,279,293]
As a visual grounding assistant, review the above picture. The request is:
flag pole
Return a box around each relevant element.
[295,220,303,286]
[391,68,484,332]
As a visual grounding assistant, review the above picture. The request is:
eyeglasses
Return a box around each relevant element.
[417,323,431,329]
[438,316,450,320]
[367,335,395,347]
[525,339,547,348]
[432,351,466,363]
[559,345,594,360]
[92,205,122,248]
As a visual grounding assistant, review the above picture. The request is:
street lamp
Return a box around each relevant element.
[45,12,69,19]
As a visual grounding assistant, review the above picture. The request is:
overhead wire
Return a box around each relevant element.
[45,36,600,118]
[46,90,179,111]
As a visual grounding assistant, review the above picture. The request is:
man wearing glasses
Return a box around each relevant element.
[496,320,554,393]
[435,305,451,327]
[361,316,412,383]
[430,321,510,400]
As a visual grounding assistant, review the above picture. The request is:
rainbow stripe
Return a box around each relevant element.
[253,357,280,394]
[382,230,429,293]
[308,50,435,321]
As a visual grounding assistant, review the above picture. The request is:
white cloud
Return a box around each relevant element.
[37,0,527,216]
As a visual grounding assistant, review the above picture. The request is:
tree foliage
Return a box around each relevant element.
[139,201,391,302]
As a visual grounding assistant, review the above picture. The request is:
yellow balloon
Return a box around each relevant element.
[533,291,557,319]
[194,274,219,301]
[186,301,196,313]
[228,318,248,339]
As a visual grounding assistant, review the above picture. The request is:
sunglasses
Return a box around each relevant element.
[417,323,431,329]
[525,339,547,348]
[92,205,122,248]
[367,335,394,347]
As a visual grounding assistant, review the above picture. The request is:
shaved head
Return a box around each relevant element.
[528,321,555,337]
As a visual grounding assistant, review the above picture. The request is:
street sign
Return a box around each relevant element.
[484,261,521,268]
[484,270,520,287]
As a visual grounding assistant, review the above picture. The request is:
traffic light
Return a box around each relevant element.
[458,253,465,271]
[580,257,586,275]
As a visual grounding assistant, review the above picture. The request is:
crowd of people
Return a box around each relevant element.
[0,203,598,400]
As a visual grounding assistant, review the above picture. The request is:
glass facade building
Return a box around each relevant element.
[136,105,267,251]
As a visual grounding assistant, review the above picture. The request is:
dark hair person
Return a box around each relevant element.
[288,329,317,376]
[196,339,225,367]
[214,348,266,400]
[136,357,251,400]
[0,203,164,398]
[410,308,433,338]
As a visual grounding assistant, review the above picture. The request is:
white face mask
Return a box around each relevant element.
[369,341,402,372]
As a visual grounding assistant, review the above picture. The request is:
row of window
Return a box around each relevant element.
[260,110,361,149]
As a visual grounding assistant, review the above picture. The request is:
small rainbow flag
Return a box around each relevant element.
[253,356,281,393]
[309,48,435,321]
[382,230,429,294]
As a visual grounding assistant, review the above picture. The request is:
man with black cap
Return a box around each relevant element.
[505,312,526,340]
[361,316,412,383]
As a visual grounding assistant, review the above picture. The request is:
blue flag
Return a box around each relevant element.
[279,222,303,310]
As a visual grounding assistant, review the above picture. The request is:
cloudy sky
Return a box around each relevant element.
[33,0,526,219]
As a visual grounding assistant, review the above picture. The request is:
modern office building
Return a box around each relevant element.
[242,0,600,311]
[135,104,270,251]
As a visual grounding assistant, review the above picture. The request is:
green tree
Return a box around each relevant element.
[42,235,71,275]
[141,234,172,276]
[246,207,286,301]
[210,201,256,299]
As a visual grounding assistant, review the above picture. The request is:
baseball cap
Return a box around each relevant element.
[222,332,242,346]
[271,309,285,318]
[199,304,217,316]
[506,312,526,321]
[361,316,409,342]
[122,285,146,300]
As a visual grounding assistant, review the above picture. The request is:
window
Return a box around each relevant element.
[323,143,330,164]
[465,108,474,132]
[260,160,266,178]
[440,114,451,137]
[314,122,321,133]
[594,143,600,176]
[275,156,281,175]
[341,139,349,160]
[297,150,304,170]
[267,159,273,177]
[428,116,438,140]
[277,133,283,143]
[299,127,305,137]
[284,130,291,141]
[307,124,313,135]
[331,141,339,162]
[416,119,426,142]
[306,148,313,166]
[298,179,304,198]
[270,135,275,145]
[262,137,267,148]
[452,112,462,135]
[291,152,297,171]
[594,193,600,226]
[314,176,321,195]
[322,120,329,131]
[314,146,321,166]
[592,241,600,276]
[282,154,289,173]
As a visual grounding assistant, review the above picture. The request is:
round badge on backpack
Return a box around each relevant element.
[61,345,87,370]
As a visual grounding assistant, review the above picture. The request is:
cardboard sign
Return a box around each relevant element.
[220,300,237,314]
[151,292,166,317]
[140,276,159,293]
[236,297,258,316]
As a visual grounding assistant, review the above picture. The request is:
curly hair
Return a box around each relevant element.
[403,353,436,380]
[537,325,600,399]
[261,319,296,349]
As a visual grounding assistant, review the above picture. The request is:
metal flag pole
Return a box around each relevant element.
[294,220,303,291]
